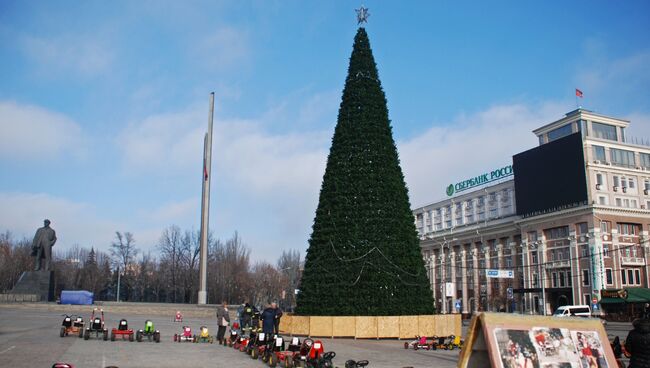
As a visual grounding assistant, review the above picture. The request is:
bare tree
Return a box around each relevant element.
[110,231,138,301]
[277,249,302,311]
[158,226,183,302]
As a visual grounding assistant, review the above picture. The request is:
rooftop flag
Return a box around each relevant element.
[575,88,583,98]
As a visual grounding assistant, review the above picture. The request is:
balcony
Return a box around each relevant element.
[547,260,571,268]
[621,257,645,266]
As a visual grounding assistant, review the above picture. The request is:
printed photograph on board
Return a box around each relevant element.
[571,330,609,368]
[494,328,540,368]
[530,327,580,365]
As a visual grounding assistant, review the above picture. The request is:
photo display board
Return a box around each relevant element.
[458,313,617,368]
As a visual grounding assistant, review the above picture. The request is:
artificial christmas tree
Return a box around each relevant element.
[295,26,434,316]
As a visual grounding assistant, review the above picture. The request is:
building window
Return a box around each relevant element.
[531,251,538,264]
[628,270,634,285]
[548,124,573,142]
[533,273,539,287]
[582,270,590,286]
[581,245,589,257]
[616,198,622,207]
[598,196,608,205]
[593,145,606,161]
[635,269,641,285]
[559,271,565,287]
[545,226,569,240]
[601,221,610,233]
[592,122,618,141]
[645,179,650,192]
[641,153,650,169]
[629,178,636,189]
[611,148,636,168]
[583,294,591,306]
[618,223,640,236]
[576,223,588,235]
[567,271,572,286]
[621,270,627,285]
[603,245,610,258]
[552,272,558,288]
[596,173,604,186]
[606,269,613,285]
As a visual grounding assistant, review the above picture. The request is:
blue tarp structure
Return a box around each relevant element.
[60,290,94,305]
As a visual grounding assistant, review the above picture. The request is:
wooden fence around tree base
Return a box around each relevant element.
[278,314,461,339]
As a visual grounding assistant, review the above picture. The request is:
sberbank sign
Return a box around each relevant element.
[446,165,514,197]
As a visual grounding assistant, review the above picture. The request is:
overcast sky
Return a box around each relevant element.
[1,0,649,263]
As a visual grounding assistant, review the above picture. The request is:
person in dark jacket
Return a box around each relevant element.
[625,318,650,368]
[261,303,276,335]
[271,302,283,335]
[240,302,254,330]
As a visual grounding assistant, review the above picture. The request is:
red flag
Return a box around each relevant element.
[203,161,208,181]
[575,88,583,98]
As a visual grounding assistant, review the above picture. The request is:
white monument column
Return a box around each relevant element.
[198,92,215,305]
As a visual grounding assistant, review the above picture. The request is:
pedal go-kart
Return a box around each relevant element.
[403,335,431,350]
[136,320,160,343]
[234,332,251,351]
[250,331,269,359]
[345,360,369,368]
[293,338,336,368]
[194,326,214,344]
[224,322,240,346]
[267,335,295,367]
[111,318,134,342]
[432,335,462,350]
[173,326,195,342]
[174,311,183,322]
[83,308,108,341]
[60,314,84,338]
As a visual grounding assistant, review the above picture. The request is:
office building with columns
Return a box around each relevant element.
[413,109,650,318]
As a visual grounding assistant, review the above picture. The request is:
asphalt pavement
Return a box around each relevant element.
[0,307,461,368]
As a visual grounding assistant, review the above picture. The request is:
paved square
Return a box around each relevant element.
[0,306,460,368]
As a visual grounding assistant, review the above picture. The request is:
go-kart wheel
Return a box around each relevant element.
[110,332,115,341]
[447,344,453,350]
[78,328,83,338]
[129,333,134,342]
[413,344,418,351]
[262,352,268,362]
[268,354,276,367]
[322,352,336,361]
[251,348,258,360]
[84,329,89,340]
[284,357,293,368]
[154,332,160,343]
[103,330,108,341]
[136,331,142,342]
[403,342,408,349]
[173,333,177,342]
[60,327,65,337]
[209,337,214,344]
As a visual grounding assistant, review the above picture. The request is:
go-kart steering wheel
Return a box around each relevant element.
[322,351,336,361]
[356,360,369,367]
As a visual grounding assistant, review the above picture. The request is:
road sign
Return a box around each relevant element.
[486,269,514,278]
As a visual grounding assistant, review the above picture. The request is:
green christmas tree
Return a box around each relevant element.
[295,27,434,316]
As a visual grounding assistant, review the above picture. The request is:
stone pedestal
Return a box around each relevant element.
[9,271,54,302]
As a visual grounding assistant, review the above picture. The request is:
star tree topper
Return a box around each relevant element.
[356,6,370,25]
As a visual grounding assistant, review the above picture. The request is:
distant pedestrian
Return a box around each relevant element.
[625,318,650,368]
[261,303,276,335]
[272,302,283,335]
[241,302,253,330]
[216,301,230,344]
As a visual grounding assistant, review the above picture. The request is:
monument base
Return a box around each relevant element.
[9,271,54,302]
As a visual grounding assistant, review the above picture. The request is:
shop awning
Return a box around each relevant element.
[600,288,650,303]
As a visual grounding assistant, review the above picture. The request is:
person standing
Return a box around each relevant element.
[625,318,650,368]
[261,303,276,335]
[31,219,57,271]
[241,302,253,330]
[271,302,283,335]
[216,301,230,344]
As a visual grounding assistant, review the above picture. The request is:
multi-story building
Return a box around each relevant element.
[414,109,650,318]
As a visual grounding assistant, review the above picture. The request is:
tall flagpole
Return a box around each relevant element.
[198,92,214,305]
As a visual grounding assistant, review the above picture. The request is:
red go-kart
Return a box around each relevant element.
[173,326,195,342]
[110,318,134,342]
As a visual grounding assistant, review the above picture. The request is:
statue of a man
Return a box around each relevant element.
[32,219,57,271]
